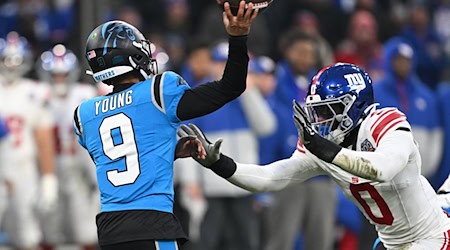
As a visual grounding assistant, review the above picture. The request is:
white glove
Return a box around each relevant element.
[38,174,58,213]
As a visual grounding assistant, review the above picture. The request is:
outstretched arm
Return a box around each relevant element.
[178,124,324,192]
[177,2,259,121]
[228,152,324,192]
[293,100,414,182]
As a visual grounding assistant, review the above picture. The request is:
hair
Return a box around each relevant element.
[186,36,211,56]
[279,29,316,54]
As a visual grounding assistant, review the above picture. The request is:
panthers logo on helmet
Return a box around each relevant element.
[102,24,136,55]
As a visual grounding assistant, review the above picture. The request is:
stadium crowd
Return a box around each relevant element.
[0,0,449,249]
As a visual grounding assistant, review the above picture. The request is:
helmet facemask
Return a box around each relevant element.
[130,39,158,79]
[305,94,356,144]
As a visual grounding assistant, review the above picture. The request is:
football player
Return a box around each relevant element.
[37,44,98,249]
[0,32,57,249]
[73,2,258,249]
[180,63,450,250]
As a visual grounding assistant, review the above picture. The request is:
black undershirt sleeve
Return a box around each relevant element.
[176,35,249,121]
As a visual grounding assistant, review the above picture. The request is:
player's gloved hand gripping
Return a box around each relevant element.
[223,1,259,36]
[292,100,342,163]
[177,124,237,179]
[175,134,207,160]
[177,124,222,167]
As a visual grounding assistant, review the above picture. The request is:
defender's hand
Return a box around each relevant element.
[177,124,223,167]
[175,135,206,160]
[223,1,259,36]
[293,100,315,145]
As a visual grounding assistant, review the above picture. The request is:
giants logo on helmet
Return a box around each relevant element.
[344,73,366,94]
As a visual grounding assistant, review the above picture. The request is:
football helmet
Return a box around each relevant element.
[304,63,374,144]
[85,20,157,84]
[37,44,80,96]
[0,32,32,81]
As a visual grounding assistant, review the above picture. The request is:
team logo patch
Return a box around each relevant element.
[361,139,375,152]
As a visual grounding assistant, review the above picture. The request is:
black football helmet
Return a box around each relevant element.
[85,20,157,84]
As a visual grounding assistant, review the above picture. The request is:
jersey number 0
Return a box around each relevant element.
[100,113,140,186]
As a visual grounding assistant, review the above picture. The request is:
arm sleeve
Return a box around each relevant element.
[177,36,249,121]
[227,150,325,192]
[331,130,415,182]
[239,88,277,136]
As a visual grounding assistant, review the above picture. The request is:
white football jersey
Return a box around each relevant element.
[50,83,96,165]
[230,106,450,248]
[0,78,53,167]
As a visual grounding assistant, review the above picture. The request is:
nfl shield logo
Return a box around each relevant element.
[361,139,375,152]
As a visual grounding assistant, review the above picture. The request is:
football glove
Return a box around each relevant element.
[177,124,223,167]
[293,100,316,145]
[292,99,342,163]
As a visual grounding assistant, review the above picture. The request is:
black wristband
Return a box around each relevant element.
[305,134,342,163]
[209,154,237,179]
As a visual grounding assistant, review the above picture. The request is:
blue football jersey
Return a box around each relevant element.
[73,71,190,213]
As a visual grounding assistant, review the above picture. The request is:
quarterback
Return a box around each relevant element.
[180,63,450,250]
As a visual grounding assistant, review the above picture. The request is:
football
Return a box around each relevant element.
[216,0,273,16]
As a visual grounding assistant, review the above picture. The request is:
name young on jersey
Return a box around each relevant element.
[95,90,133,115]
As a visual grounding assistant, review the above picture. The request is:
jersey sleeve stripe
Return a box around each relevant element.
[152,74,163,108]
[375,118,406,146]
[73,106,82,135]
[151,73,166,114]
[372,111,405,143]
[370,108,397,130]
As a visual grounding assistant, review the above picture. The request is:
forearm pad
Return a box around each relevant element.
[208,154,237,179]
[305,134,342,163]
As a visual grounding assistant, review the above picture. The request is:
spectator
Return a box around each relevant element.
[374,37,443,179]
[335,10,384,81]
[0,0,75,52]
[259,30,336,250]
[401,3,446,89]
[197,4,271,56]
[293,10,334,68]
[177,41,276,250]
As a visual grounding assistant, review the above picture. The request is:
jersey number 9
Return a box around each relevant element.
[100,113,140,186]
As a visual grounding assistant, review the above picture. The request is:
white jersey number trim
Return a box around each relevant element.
[99,113,140,186]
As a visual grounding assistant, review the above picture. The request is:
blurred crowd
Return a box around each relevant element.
[0,0,449,249]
